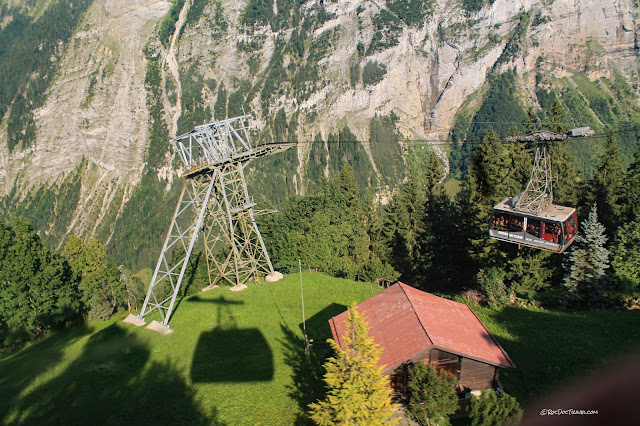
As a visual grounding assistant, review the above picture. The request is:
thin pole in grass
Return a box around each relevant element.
[299,259,311,354]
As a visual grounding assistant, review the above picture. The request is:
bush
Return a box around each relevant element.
[88,297,115,322]
[362,60,387,86]
[468,389,523,426]
[407,362,458,425]
[477,267,510,308]
[350,63,361,87]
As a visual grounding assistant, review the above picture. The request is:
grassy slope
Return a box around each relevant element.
[2,274,640,424]
[0,272,381,425]
[473,306,640,405]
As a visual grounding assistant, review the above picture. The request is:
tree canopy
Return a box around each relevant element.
[309,303,398,425]
[0,219,81,351]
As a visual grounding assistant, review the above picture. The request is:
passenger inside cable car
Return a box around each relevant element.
[489,199,578,253]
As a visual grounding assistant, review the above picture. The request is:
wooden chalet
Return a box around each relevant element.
[328,283,515,393]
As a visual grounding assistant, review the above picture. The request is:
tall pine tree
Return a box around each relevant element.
[549,143,580,208]
[564,203,610,303]
[611,217,640,298]
[587,134,624,235]
[620,142,640,222]
[384,172,425,278]
[309,304,398,425]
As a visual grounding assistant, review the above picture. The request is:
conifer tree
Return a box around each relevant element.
[588,134,624,235]
[523,105,540,132]
[611,217,640,298]
[564,203,610,303]
[414,150,461,286]
[309,304,398,425]
[620,142,640,222]
[549,143,579,207]
[214,81,227,120]
[384,172,425,278]
[459,131,527,269]
[547,98,567,133]
[406,362,458,425]
[468,389,522,426]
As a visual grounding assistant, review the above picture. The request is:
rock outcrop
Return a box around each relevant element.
[0,0,638,243]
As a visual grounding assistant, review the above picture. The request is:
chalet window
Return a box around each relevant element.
[390,365,408,390]
[430,349,461,379]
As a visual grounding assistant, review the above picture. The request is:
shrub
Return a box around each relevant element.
[362,60,387,86]
[477,267,510,308]
[350,63,361,87]
[468,389,523,426]
[407,362,458,425]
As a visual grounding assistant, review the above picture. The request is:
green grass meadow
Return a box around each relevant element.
[0,273,381,425]
[474,306,640,405]
[2,273,640,424]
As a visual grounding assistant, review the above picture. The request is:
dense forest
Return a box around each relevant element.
[1,0,639,357]
[258,129,640,308]
[3,121,639,352]
[0,220,144,352]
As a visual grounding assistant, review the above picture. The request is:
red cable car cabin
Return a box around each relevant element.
[489,198,578,253]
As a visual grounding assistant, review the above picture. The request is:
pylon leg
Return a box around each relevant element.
[137,174,216,326]
[201,163,276,289]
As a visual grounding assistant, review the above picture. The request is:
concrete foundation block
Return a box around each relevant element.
[265,271,284,282]
[123,314,146,327]
[146,320,173,335]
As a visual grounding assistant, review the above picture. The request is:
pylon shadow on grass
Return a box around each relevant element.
[4,323,224,425]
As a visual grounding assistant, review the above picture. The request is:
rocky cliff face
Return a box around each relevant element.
[1,0,638,248]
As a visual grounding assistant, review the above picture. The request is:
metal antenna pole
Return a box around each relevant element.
[299,259,310,354]
[125,114,289,333]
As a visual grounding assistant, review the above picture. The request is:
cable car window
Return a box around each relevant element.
[508,215,523,233]
[542,221,561,244]
[491,212,509,231]
[526,218,542,238]
[564,213,577,242]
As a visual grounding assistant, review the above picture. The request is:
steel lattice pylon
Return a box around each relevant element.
[506,130,568,215]
[128,115,286,330]
[514,143,553,215]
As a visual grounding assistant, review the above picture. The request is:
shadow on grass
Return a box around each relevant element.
[280,325,326,425]
[191,328,274,382]
[189,295,274,383]
[3,323,224,425]
[302,303,348,344]
[484,306,640,404]
[279,303,348,425]
[0,324,93,419]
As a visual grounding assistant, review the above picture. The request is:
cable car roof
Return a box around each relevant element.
[493,198,576,222]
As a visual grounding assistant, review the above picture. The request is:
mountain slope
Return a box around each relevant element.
[0,0,639,263]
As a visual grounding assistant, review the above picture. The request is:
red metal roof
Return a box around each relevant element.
[328,283,515,373]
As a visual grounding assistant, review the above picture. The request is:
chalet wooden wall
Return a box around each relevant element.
[458,358,496,390]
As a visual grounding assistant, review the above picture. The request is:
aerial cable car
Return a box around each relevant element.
[488,128,591,253]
